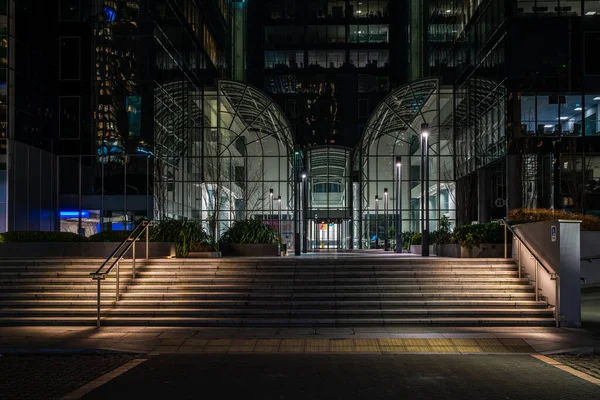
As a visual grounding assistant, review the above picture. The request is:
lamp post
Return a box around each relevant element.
[269,189,274,228]
[277,195,282,237]
[421,123,430,257]
[384,188,389,251]
[395,157,402,253]
[302,172,307,253]
[375,195,379,249]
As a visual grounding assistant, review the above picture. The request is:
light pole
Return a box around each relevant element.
[302,172,307,253]
[277,195,282,237]
[395,157,402,253]
[375,195,379,249]
[269,188,274,228]
[384,188,389,251]
[421,123,430,257]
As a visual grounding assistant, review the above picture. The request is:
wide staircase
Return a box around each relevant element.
[0,257,556,326]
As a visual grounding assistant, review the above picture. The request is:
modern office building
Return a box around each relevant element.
[420,0,600,224]
[246,0,408,148]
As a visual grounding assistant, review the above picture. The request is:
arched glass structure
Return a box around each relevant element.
[356,78,455,248]
[155,80,296,243]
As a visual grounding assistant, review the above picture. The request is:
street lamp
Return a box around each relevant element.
[302,172,307,253]
[384,188,389,251]
[277,195,282,237]
[395,157,402,253]
[269,189,274,228]
[421,123,430,257]
[375,195,379,249]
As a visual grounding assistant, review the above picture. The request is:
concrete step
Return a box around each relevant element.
[0,277,530,285]
[0,299,550,309]
[0,308,555,318]
[0,316,557,327]
[0,291,538,300]
[0,284,535,293]
[0,276,529,289]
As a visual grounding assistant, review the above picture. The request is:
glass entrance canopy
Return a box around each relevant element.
[356,78,456,248]
[155,80,296,241]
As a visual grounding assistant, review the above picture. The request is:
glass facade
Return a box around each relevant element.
[357,78,455,248]
[255,0,399,148]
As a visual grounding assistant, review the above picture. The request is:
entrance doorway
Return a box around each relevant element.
[309,219,351,250]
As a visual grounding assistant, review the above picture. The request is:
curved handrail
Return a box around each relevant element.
[500,219,557,277]
[91,220,151,278]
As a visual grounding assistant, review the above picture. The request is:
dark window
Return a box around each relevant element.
[59,97,80,139]
[60,0,80,21]
[59,37,80,80]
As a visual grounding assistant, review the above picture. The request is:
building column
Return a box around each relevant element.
[477,168,490,223]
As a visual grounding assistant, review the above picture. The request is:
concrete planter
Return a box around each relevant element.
[409,245,435,255]
[436,243,508,258]
[220,243,279,257]
[0,242,173,259]
[188,251,222,258]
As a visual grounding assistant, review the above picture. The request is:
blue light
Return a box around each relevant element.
[136,146,154,157]
[60,211,90,218]
[104,6,116,22]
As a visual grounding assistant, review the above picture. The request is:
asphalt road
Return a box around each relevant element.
[83,354,600,400]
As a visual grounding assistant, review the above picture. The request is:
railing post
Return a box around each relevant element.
[535,260,539,302]
[132,239,136,279]
[146,225,149,260]
[504,223,507,259]
[518,240,521,279]
[97,279,101,328]
[116,261,120,301]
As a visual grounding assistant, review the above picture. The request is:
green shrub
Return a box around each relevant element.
[508,208,600,231]
[151,219,210,258]
[219,219,282,245]
[451,222,503,249]
[431,215,453,244]
[88,230,133,242]
[0,231,86,243]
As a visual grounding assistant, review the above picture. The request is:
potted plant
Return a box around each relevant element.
[151,219,210,258]
[219,219,282,257]
[438,221,506,258]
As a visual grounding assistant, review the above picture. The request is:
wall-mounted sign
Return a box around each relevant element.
[551,225,557,242]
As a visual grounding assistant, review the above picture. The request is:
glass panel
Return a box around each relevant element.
[560,94,583,135]
[584,95,600,136]
[536,94,559,135]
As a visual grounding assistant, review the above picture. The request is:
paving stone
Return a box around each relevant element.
[551,355,600,380]
[0,354,136,400]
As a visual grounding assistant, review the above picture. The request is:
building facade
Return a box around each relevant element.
[422,0,600,224]
[246,0,408,148]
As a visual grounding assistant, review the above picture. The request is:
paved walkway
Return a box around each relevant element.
[1,326,600,355]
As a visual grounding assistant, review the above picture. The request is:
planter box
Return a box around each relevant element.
[436,243,508,258]
[188,252,222,258]
[220,243,279,257]
[409,245,435,255]
[0,242,173,259]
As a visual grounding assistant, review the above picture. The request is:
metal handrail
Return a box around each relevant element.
[500,219,560,327]
[90,220,152,327]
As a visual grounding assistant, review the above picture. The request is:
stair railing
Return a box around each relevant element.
[499,219,560,327]
[90,220,152,327]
